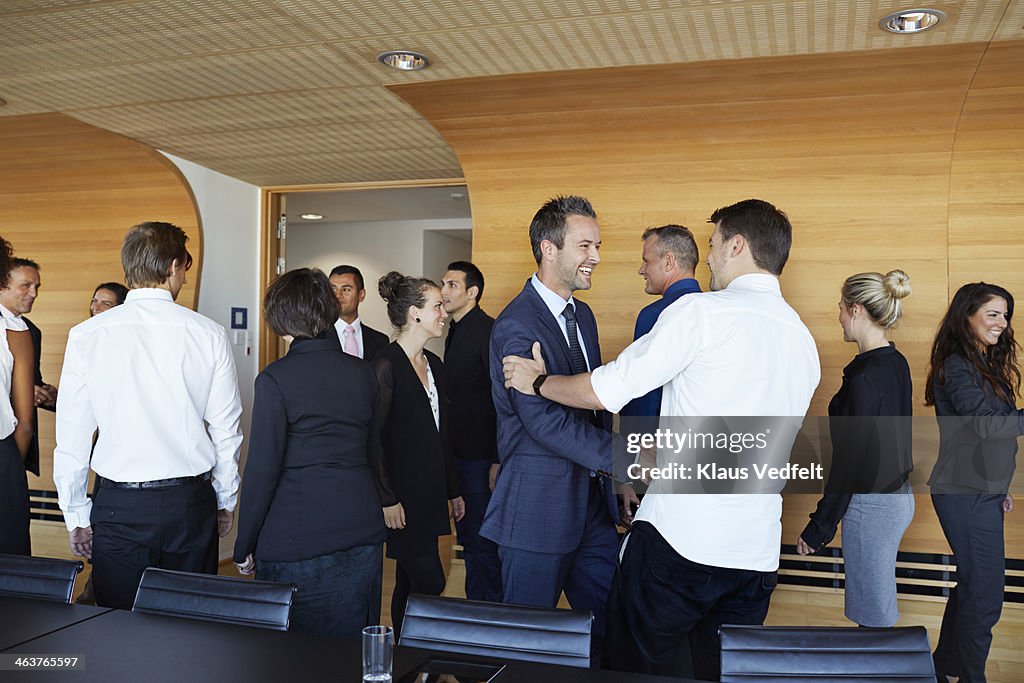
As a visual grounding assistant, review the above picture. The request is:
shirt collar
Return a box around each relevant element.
[531,273,576,319]
[125,288,174,303]
[725,273,781,294]
[0,302,20,320]
[663,278,702,300]
[337,316,362,332]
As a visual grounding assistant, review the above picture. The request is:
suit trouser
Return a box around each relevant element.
[603,521,777,681]
[91,477,218,610]
[453,457,503,602]
[932,493,1005,683]
[498,479,618,666]
[0,435,30,555]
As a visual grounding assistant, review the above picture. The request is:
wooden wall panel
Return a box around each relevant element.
[0,113,201,495]
[393,41,1024,558]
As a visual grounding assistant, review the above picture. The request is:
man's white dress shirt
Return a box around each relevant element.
[530,274,591,370]
[54,288,243,531]
[334,317,365,359]
[591,274,820,572]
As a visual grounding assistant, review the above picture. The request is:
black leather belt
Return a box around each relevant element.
[98,471,212,490]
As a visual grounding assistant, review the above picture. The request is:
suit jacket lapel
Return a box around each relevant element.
[520,281,575,372]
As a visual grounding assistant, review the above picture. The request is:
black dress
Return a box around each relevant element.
[372,342,460,560]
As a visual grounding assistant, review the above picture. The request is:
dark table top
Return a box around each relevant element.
[3,607,695,682]
[0,596,112,652]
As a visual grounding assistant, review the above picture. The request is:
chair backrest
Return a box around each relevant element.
[131,567,296,631]
[400,594,592,669]
[720,625,935,683]
[0,553,83,604]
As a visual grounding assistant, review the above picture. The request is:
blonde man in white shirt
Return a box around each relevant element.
[503,199,820,679]
[54,222,243,609]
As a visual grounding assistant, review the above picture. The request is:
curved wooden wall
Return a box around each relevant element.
[0,113,202,497]
[392,40,1024,558]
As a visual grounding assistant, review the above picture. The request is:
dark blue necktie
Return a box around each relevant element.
[562,303,588,375]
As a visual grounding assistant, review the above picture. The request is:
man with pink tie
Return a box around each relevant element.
[330,265,389,361]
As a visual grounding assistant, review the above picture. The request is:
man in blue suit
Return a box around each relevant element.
[481,195,619,663]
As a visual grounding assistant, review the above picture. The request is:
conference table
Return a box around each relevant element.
[0,596,112,651]
[2,598,698,682]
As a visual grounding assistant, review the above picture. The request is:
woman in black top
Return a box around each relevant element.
[797,270,914,627]
[926,283,1024,683]
[373,271,464,638]
[233,269,387,638]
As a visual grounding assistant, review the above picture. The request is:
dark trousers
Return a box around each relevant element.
[498,480,618,666]
[604,521,777,681]
[91,478,218,610]
[932,494,1005,683]
[258,543,382,639]
[453,457,502,602]
[0,435,30,555]
[391,550,446,639]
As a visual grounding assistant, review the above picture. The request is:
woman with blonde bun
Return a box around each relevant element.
[797,270,915,627]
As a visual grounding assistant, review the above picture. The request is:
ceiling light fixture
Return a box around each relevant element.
[300,213,324,220]
[377,50,430,71]
[880,8,946,33]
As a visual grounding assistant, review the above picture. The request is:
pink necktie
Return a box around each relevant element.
[342,326,359,357]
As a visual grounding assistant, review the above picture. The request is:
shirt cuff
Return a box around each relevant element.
[62,503,93,532]
[590,364,630,414]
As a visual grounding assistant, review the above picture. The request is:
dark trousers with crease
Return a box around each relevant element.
[453,457,502,602]
[932,493,1005,683]
[91,478,218,610]
[603,521,777,681]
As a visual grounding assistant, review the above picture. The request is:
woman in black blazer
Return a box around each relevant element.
[373,271,464,638]
[233,268,387,638]
[797,270,914,627]
[926,282,1024,683]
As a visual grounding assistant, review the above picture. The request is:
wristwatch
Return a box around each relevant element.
[532,374,549,397]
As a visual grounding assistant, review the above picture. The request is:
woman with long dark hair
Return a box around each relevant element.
[0,236,35,554]
[926,282,1023,683]
[797,270,915,627]
[373,271,464,638]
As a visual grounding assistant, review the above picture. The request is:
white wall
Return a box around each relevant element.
[162,152,261,559]
[288,218,471,356]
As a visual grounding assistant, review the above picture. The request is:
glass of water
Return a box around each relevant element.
[362,625,393,682]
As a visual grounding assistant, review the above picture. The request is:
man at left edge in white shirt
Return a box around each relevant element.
[54,221,243,609]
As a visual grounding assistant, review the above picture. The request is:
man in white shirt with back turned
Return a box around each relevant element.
[54,221,243,609]
[502,199,820,680]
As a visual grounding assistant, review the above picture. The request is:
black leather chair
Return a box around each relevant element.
[400,594,593,668]
[0,553,84,604]
[131,567,296,631]
[720,625,935,682]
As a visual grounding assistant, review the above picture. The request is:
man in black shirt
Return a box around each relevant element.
[442,261,502,602]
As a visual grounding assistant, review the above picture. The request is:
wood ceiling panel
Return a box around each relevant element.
[0,0,1021,185]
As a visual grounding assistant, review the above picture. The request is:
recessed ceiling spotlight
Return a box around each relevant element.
[300,213,324,220]
[377,50,430,71]
[880,8,946,33]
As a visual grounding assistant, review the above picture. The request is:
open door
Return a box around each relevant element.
[259,191,287,369]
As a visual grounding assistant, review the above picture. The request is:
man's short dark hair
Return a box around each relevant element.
[5,257,41,288]
[529,195,596,264]
[641,225,699,273]
[263,268,338,340]
[121,221,190,288]
[709,199,792,276]
[328,265,364,291]
[10,257,40,272]
[446,260,485,302]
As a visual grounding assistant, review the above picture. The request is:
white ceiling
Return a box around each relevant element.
[1,0,1021,186]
